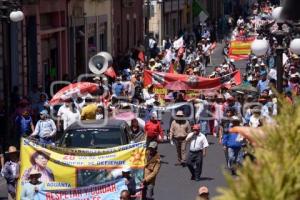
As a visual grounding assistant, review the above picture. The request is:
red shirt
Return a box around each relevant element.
[144,120,163,139]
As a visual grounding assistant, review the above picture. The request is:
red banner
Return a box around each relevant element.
[143,70,241,90]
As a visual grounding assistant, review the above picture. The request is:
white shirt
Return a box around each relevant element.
[57,104,70,118]
[62,109,80,130]
[186,132,209,152]
[249,115,260,128]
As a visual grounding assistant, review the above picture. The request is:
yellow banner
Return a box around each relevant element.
[231,41,252,49]
[154,88,168,95]
[231,49,251,55]
[17,138,146,200]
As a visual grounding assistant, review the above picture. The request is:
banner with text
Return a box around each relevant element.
[35,179,127,200]
[17,138,146,200]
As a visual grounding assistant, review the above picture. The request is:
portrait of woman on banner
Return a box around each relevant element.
[22,150,54,182]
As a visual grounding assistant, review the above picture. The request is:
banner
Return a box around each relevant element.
[144,70,241,90]
[17,138,146,200]
[229,37,255,61]
[35,179,127,200]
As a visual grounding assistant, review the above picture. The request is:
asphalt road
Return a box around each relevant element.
[155,135,227,200]
[154,42,247,200]
[0,43,247,199]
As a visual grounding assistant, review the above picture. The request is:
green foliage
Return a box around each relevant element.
[215,103,300,200]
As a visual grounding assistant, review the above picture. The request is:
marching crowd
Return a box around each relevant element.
[1,0,299,200]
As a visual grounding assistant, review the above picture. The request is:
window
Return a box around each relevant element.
[99,23,107,51]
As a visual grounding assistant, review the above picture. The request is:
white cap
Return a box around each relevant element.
[122,167,131,173]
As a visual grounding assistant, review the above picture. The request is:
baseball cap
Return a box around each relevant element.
[122,167,131,173]
[176,110,184,116]
[40,110,48,116]
[232,116,240,121]
[192,124,201,130]
[198,186,209,195]
[148,141,158,149]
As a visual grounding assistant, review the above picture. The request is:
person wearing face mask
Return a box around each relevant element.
[169,110,191,166]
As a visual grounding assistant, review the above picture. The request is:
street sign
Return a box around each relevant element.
[199,11,208,23]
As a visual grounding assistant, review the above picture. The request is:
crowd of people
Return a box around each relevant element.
[1,0,299,199]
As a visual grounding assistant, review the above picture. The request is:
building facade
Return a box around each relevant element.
[22,0,68,94]
[112,0,144,57]
[68,0,112,77]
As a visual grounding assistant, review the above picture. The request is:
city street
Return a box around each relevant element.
[0,42,247,200]
[156,136,227,200]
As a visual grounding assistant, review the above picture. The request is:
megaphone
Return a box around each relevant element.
[88,52,113,75]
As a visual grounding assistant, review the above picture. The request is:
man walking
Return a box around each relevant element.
[144,112,164,147]
[143,141,161,200]
[222,116,244,175]
[169,110,191,166]
[186,124,209,181]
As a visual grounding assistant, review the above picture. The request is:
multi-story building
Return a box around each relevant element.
[146,0,224,46]
[68,0,112,77]
[0,0,145,102]
[22,0,68,94]
[111,0,144,57]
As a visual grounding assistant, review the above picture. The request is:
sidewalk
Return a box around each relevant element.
[0,176,7,199]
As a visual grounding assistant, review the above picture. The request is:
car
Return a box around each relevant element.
[57,119,140,149]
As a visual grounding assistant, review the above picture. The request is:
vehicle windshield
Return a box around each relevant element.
[61,128,122,148]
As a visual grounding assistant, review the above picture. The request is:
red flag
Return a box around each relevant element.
[105,67,116,78]
[143,70,241,90]
[138,51,145,62]
[169,63,175,73]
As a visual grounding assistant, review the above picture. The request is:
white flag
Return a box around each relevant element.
[173,37,184,50]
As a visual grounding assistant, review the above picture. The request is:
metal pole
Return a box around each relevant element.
[276,47,284,93]
[178,0,180,35]
[274,23,285,93]
[145,0,151,60]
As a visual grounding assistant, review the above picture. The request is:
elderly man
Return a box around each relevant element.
[170,110,191,166]
[143,141,161,200]
[186,124,209,181]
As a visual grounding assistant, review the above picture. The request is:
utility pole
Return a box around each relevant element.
[145,0,151,60]
[178,0,180,36]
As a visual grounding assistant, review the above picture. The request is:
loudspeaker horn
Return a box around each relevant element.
[88,52,113,75]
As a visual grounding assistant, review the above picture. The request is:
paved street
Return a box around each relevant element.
[0,43,247,200]
[156,135,227,200]
[0,177,7,199]
[155,42,247,200]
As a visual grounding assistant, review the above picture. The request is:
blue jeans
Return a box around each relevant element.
[39,137,54,145]
[227,147,243,174]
